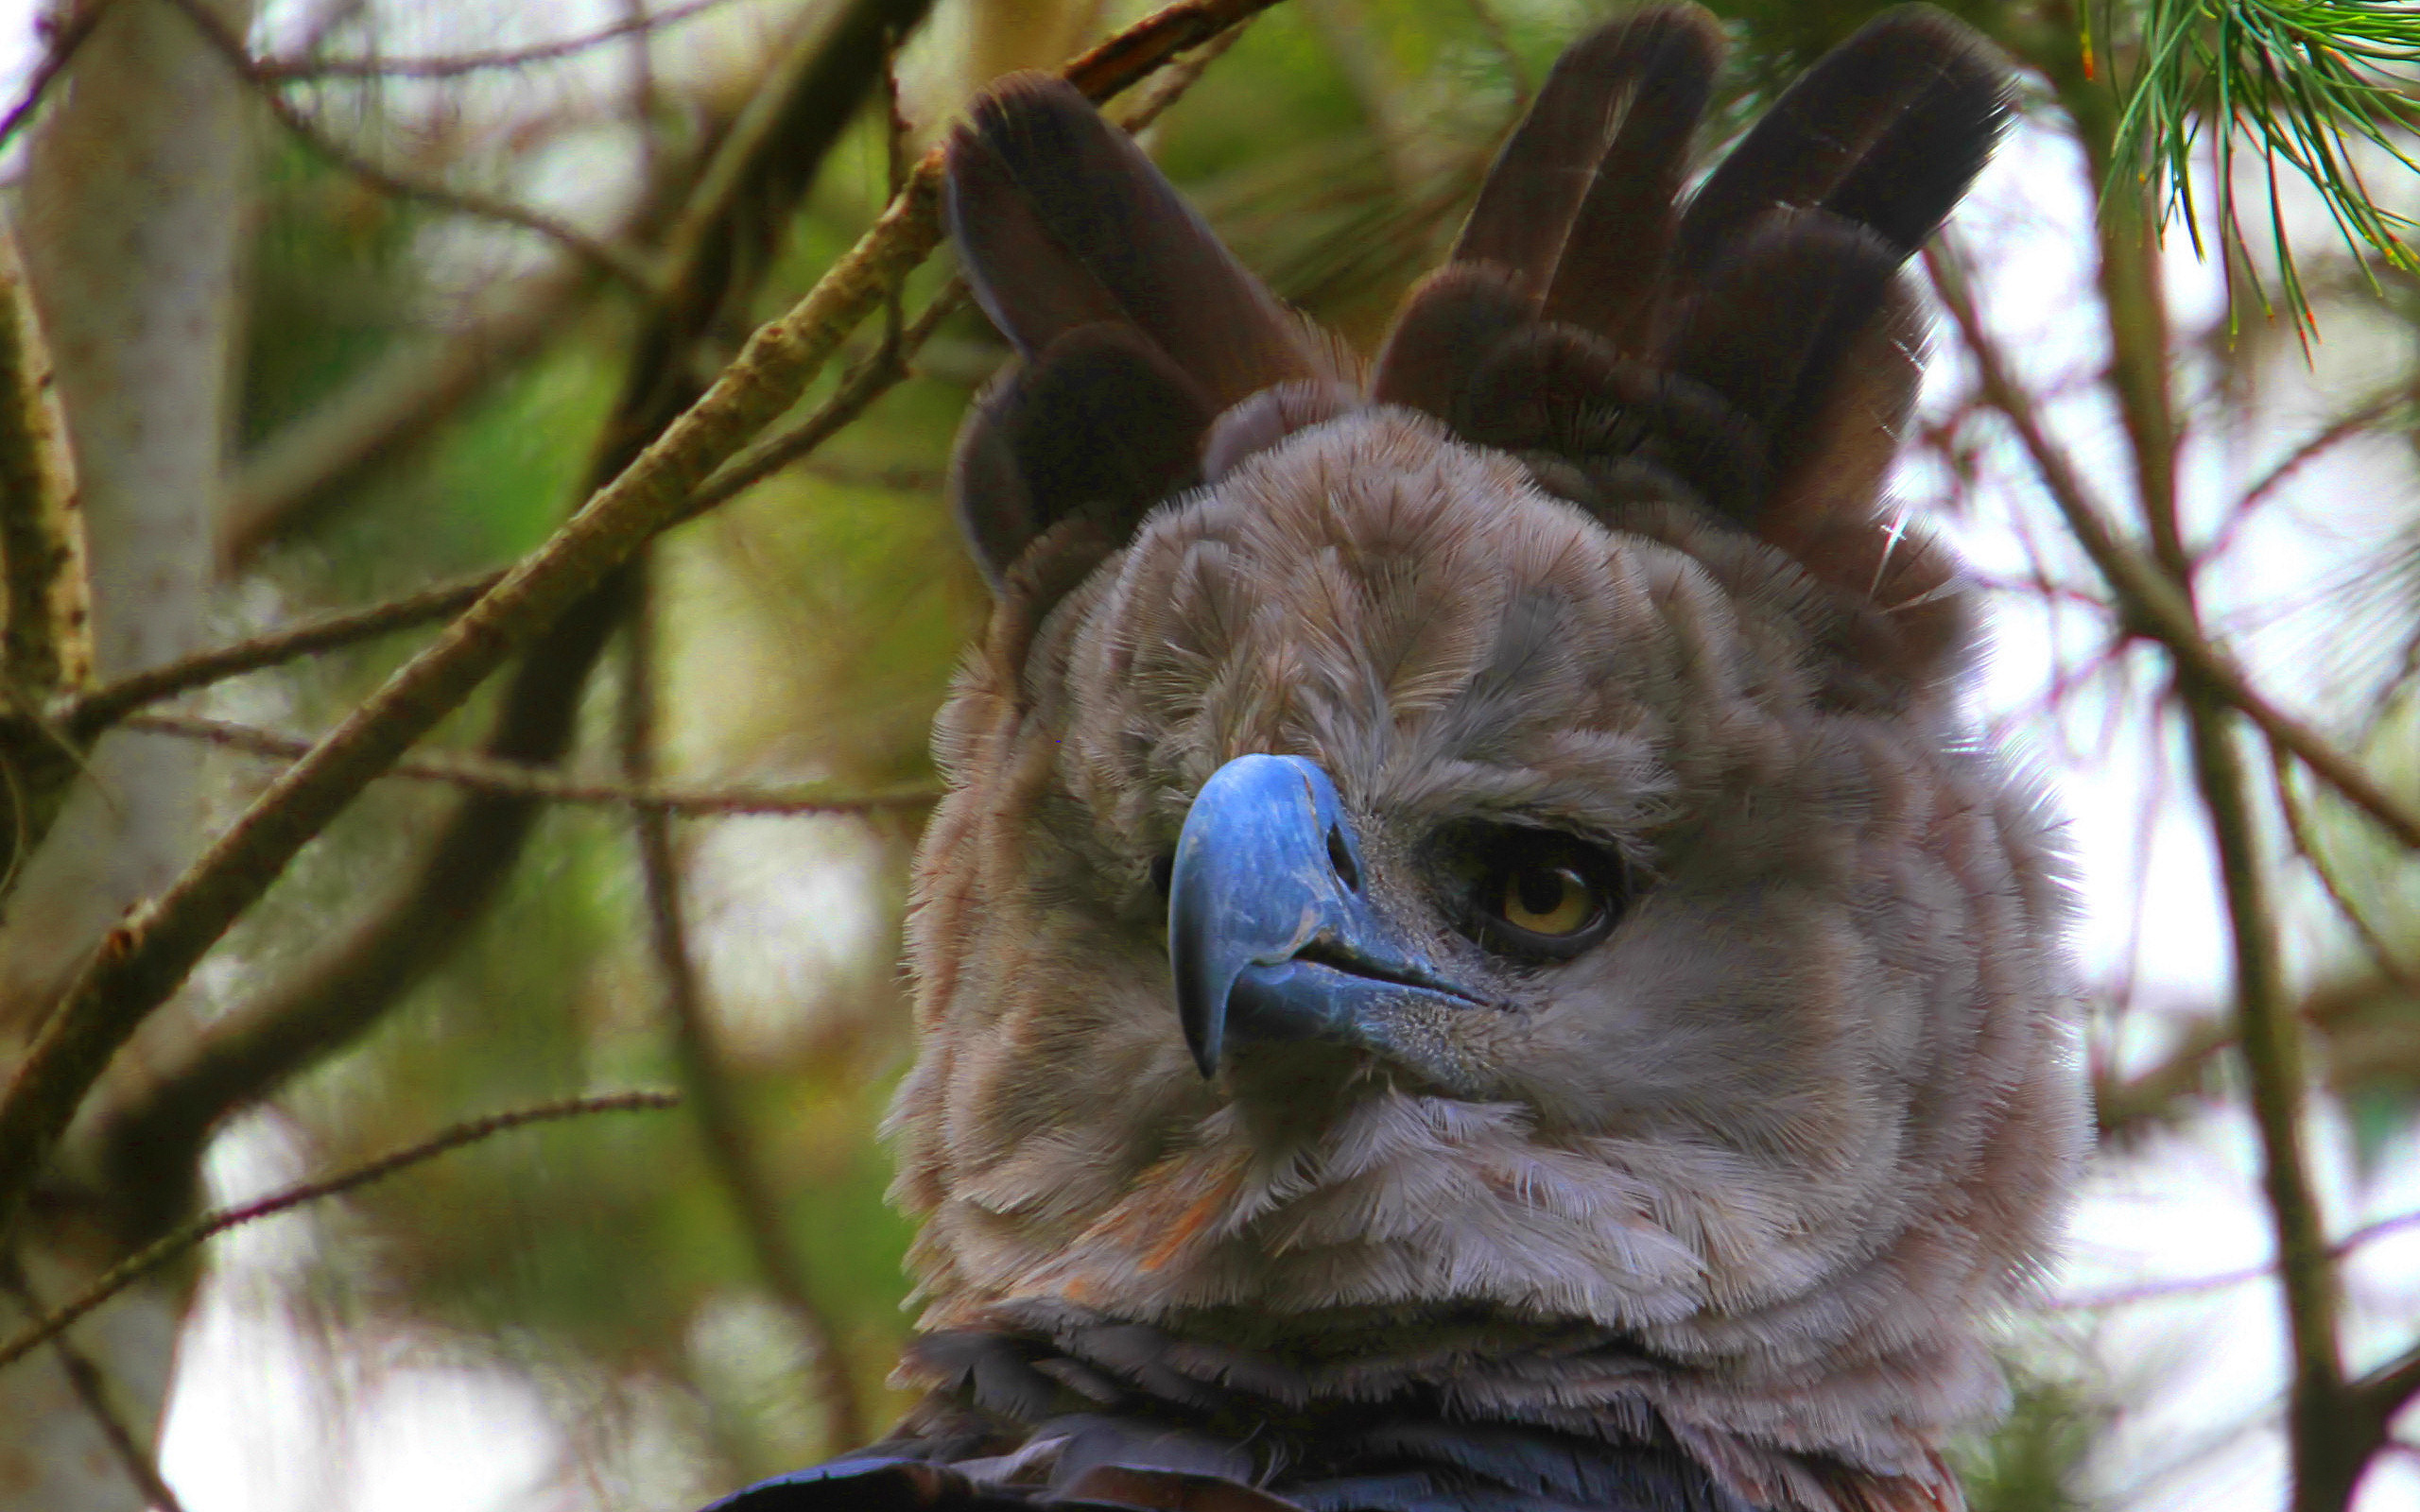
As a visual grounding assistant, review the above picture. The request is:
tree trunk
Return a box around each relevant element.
[0,0,257,1504]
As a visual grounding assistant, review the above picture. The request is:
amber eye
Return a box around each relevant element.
[1501,864,1595,936]
[1432,822,1628,961]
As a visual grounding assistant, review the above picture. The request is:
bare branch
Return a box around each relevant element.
[155,0,662,298]
[260,0,739,79]
[65,571,503,734]
[0,1256,187,1511]
[0,1,112,152]
[1927,241,2420,856]
[1934,215,2359,1508]
[682,283,961,522]
[0,1091,678,1374]
[0,205,89,891]
[86,0,949,1210]
[124,712,940,816]
[0,0,1288,1247]
[619,561,862,1450]
[220,266,597,567]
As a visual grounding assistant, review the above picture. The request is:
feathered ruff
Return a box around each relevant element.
[752,11,2075,1512]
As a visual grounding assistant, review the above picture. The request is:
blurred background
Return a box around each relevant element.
[0,1,2416,1509]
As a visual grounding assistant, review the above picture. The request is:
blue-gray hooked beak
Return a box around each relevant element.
[1167,754,1490,1077]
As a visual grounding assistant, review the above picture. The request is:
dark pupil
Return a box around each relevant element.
[1515,868,1566,917]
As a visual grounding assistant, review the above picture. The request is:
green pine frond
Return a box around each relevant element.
[2108,0,2420,333]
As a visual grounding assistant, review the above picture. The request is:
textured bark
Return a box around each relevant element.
[0,0,255,1507]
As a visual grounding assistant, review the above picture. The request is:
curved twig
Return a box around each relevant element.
[0,1090,678,1374]
[125,712,940,816]
[0,0,1288,1249]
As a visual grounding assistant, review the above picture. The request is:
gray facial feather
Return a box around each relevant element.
[891,409,2082,1511]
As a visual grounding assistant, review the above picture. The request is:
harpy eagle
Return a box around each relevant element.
[708,7,2083,1510]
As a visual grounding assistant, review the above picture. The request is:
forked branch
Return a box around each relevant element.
[0,0,1289,1251]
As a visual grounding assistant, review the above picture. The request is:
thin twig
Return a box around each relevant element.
[1927,240,2420,855]
[619,561,862,1449]
[1934,226,2355,1510]
[2271,742,2420,995]
[0,0,112,153]
[2056,1209,2420,1313]
[155,0,661,297]
[124,713,940,816]
[0,1090,679,1375]
[260,0,737,79]
[682,283,961,520]
[0,0,1286,1263]
[64,571,505,735]
[87,0,950,1215]
[0,1256,187,1511]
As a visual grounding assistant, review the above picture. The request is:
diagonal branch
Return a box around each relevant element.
[64,571,501,733]
[155,0,661,297]
[0,0,1288,1248]
[0,1090,677,1374]
[86,0,947,1215]
[1927,241,2420,855]
[620,559,863,1450]
[260,0,740,79]
[126,712,939,816]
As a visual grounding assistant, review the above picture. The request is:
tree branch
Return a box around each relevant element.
[64,571,503,734]
[259,0,740,79]
[620,559,863,1451]
[124,712,940,816]
[3,0,1284,1249]
[1927,241,2420,855]
[1932,203,2359,1509]
[0,1255,187,1512]
[83,0,947,1219]
[0,1090,678,1374]
[155,0,662,298]
[0,203,88,891]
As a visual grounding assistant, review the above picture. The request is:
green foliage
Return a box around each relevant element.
[2104,0,2420,328]
[1951,1365,2106,1512]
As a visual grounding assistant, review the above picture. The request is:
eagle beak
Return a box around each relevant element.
[1167,754,1490,1078]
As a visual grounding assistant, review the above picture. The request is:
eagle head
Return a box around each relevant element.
[879,10,2084,1511]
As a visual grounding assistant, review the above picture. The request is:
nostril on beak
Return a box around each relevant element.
[1326,824,1360,892]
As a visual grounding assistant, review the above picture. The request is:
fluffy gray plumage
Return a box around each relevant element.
[735,9,2086,1512]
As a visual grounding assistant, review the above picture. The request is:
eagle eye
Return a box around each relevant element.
[1434,823,1627,961]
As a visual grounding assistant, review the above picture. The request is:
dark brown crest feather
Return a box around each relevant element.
[1672,6,2014,273]
[1369,264,1534,419]
[1533,14,1722,346]
[1452,6,1724,316]
[949,325,1214,587]
[1663,211,1906,480]
[947,76,1318,406]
